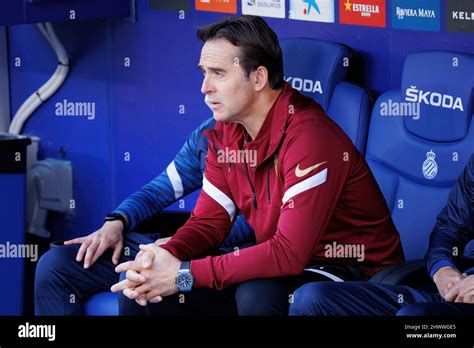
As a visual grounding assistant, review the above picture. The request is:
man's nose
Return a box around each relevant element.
[201,75,214,95]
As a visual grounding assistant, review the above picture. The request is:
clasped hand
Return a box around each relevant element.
[110,242,181,306]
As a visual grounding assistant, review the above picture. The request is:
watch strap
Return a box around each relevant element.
[180,261,191,272]
[104,213,130,232]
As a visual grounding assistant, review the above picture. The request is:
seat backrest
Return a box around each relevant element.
[280,37,350,111]
[281,38,371,154]
[327,81,371,154]
[366,51,474,259]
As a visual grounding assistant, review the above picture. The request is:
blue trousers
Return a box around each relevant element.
[35,231,345,315]
[288,281,474,316]
[35,232,159,315]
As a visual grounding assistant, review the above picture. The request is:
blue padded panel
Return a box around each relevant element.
[369,171,452,259]
[280,38,350,111]
[327,81,371,154]
[391,179,451,260]
[401,51,474,142]
[84,292,118,316]
[367,90,474,188]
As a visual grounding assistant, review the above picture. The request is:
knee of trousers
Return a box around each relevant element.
[289,282,333,316]
[35,245,80,290]
[235,280,287,315]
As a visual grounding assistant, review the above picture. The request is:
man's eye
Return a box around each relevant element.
[215,72,223,77]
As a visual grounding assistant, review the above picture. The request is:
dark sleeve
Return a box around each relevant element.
[425,154,474,278]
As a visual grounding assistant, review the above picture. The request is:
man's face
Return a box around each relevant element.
[199,39,256,123]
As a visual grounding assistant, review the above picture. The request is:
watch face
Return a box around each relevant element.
[177,273,193,290]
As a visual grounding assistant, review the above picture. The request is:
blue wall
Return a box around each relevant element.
[7,0,474,240]
[0,174,26,314]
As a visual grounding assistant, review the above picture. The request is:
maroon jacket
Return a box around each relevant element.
[161,82,404,289]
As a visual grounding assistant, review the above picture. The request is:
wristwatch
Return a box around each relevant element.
[104,213,129,232]
[175,261,194,292]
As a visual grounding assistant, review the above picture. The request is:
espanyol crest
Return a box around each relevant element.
[422,150,438,180]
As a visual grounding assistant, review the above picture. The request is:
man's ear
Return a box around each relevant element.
[253,66,269,92]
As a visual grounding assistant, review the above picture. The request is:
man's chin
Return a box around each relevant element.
[212,113,228,123]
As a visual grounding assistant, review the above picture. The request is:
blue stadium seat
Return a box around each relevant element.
[83,291,118,316]
[280,37,372,154]
[367,51,474,285]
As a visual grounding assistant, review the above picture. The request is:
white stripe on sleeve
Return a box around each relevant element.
[202,176,236,221]
[166,161,184,199]
[281,168,328,205]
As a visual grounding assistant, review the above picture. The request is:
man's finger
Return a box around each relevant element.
[468,293,474,304]
[115,260,140,273]
[64,237,87,245]
[112,242,123,265]
[445,286,460,302]
[76,238,92,263]
[140,250,155,268]
[457,289,474,304]
[455,285,469,303]
[131,282,152,296]
[145,289,164,302]
[126,269,145,283]
[135,295,147,307]
[135,299,147,306]
[110,278,138,293]
[145,288,164,303]
[83,240,100,269]
[123,287,139,300]
[149,296,163,304]
[139,243,160,254]
[90,242,109,267]
[135,250,144,261]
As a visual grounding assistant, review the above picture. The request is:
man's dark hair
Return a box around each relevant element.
[197,15,284,90]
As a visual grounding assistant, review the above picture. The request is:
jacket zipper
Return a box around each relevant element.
[246,165,258,209]
[209,128,286,234]
[213,141,258,210]
[234,161,257,209]
[266,160,271,204]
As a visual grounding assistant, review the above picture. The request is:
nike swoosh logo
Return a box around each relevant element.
[295,161,327,177]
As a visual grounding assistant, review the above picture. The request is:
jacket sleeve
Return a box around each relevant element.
[159,140,237,261]
[425,154,474,278]
[188,122,354,289]
[112,118,214,230]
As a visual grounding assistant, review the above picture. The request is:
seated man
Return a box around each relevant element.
[34,117,256,315]
[289,154,474,316]
[110,15,404,316]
